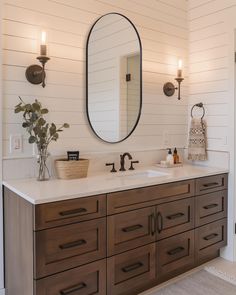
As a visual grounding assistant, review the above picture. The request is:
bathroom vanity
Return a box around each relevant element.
[3,166,228,295]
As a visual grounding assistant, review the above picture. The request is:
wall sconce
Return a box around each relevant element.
[25,31,50,88]
[163,59,184,100]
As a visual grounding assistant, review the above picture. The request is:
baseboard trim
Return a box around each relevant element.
[0,288,5,295]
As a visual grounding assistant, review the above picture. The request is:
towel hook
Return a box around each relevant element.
[191,102,205,119]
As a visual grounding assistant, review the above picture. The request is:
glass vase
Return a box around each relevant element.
[37,146,50,181]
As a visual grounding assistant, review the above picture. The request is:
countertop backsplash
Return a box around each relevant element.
[3,148,184,180]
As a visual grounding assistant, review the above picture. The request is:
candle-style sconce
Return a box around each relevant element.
[163,59,184,100]
[25,31,50,88]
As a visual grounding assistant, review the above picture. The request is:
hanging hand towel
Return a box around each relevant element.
[188,118,207,161]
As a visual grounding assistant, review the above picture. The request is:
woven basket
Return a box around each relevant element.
[55,158,89,179]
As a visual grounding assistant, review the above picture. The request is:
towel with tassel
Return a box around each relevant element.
[188,118,207,161]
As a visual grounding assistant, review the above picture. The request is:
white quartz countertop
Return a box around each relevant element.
[3,165,228,205]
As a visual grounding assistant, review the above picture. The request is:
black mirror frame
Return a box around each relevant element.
[86,12,142,144]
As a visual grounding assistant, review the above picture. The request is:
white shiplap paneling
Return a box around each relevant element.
[2,0,188,158]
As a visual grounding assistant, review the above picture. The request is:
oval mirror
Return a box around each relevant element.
[86,13,142,143]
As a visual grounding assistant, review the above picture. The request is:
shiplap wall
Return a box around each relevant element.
[2,0,188,159]
[188,1,230,153]
[188,0,236,261]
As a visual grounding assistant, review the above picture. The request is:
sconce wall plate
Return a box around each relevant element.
[163,82,176,97]
[163,78,184,100]
[25,56,50,88]
[25,64,44,85]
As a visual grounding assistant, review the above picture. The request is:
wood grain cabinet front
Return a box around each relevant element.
[3,173,228,295]
[195,218,227,265]
[35,218,106,278]
[35,259,106,295]
[35,194,106,230]
[107,207,156,256]
[156,197,194,240]
[157,230,195,282]
[195,190,227,227]
[107,244,156,295]
[195,174,227,196]
[107,180,194,215]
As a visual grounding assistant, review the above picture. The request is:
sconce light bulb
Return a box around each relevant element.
[178,59,183,70]
[41,31,47,45]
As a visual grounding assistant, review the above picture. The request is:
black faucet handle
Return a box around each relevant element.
[106,163,117,173]
[129,160,139,171]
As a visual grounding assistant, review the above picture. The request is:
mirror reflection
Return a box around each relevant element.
[87,13,142,143]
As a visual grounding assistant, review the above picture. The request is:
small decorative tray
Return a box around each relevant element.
[155,163,183,168]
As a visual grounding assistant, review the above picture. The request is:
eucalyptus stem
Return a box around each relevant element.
[14,97,69,181]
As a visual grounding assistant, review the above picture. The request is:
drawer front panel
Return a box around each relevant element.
[195,190,227,227]
[35,218,106,278]
[107,180,194,215]
[157,230,194,280]
[195,174,227,196]
[107,207,156,256]
[35,259,106,295]
[195,219,227,264]
[35,194,106,230]
[107,244,156,295]
[157,198,194,240]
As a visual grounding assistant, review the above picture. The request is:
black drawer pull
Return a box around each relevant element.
[122,262,143,273]
[166,212,184,220]
[203,203,218,210]
[203,182,219,188]
[167,246,185,256]
[122,224,143,232]
[60,282,87,295]
[203,233,218,241]
[149,213,156,236]
[59,208,87,216]
[59,239,86,250]
[157,212,163,233]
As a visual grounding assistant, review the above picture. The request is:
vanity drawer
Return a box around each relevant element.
[107,180,194,214]
[107,207,156,256]
[195,190,227,227]
[195,174,227,196]
[35,259,106,295]
[195,219,227,264]
[157,197,194,240]
[157,230,194,281]
[35,218,106,278]
[107,244,156,295]
[35,194,106,230]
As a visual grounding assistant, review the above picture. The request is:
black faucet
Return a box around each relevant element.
[119,152,133,171]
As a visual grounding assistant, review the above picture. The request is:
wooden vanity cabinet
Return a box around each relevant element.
[4,173,228,295]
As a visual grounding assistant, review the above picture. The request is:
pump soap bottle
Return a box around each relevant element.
[173,148,180,164]
[166,149,174,165]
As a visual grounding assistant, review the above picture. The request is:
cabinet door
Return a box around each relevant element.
[195,219,227,265]
[107,207,156,255]
[35,259,106,295]
[35,218,106,278]
[156,198,194,240]
[157,230,195,281]
[195,190,227,227]
[107,244,156,295]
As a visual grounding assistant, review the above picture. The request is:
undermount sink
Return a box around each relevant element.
[116,170,169,179]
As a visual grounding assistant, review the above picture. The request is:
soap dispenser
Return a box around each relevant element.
[173,147,179,164]
[166,149,174,165]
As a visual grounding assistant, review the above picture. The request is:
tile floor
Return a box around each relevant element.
[140,258,236,294]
